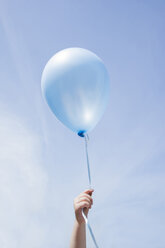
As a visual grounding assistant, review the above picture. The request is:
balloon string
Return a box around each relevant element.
[82,133,99,248]
[82,209,99,248]
[84,134,91,189]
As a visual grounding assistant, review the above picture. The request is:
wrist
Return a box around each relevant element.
[75,210,86,225]
[75,218,86,226]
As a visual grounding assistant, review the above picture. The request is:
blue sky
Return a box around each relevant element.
[0,0,165,247]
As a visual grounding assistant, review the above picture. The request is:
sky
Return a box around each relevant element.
[0,0,165,247]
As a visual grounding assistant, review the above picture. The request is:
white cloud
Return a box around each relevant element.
[0,108,48,248]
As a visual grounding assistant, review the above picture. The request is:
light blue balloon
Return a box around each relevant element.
[41,47,110,135]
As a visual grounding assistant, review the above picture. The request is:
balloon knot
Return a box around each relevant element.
[78,131,85,137]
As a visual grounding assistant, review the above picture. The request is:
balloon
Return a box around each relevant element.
[41,47,110,135]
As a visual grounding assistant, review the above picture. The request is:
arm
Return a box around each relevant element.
[70,189,94,248]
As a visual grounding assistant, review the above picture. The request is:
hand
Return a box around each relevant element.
[74,189,94,224]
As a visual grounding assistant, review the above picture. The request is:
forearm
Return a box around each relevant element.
[70,220,86,248]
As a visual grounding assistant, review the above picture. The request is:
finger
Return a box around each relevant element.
[75,189,94,199]
[76,197,92,206]
[77,195,93,205]
[74,189,94,204]
[76,194,91,202]
[75,193,93,202]
[78,191,94,200]
[83,189,94,196]
[76,201,91,210]
[75,199,92,208]
[78,189,94,196]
